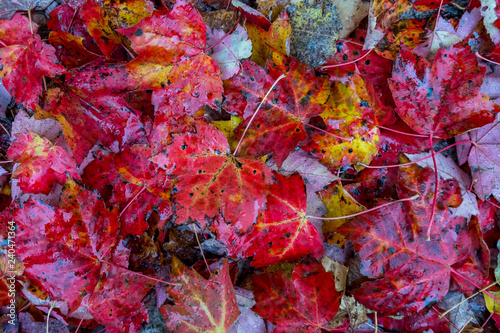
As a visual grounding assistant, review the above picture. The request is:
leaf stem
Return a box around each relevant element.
[358,140,477,169]
[476,52,500,66]
[305,195,419,220]
[234,74,286,156]
[450,268,500,304]
[302,122,352,141]
[27,8,34,36]
[204,15,241,53]
[191,224,211,275]
[482,312,494,329]
[319,48,374,70]
[74,307,88,333]
[426,134,438,241]
[439,282,496,318]
[0,160,12,164]
[119,186,146,219]
[99,260,177,286]
[379,125,430,138]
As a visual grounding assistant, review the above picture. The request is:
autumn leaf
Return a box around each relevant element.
[389,45,497,139]
[245,9,291,67]
[302,74,381,169]
[161,257,240,332]
[318,182,366,245]
[7,132,80,194]
[207,24,252,80]
[338,200,485,315]
[152,121,273,232]
[0,35,65,110]
[252,260,342,332]
[40,86,148,164]
[127,51,223,117]
[462,114,500,201]
[80,0,153,58]
[396,155,463,233]
[214,173,324,268]
[118,1,206,61]
[225,53,330,166]
[0,13,38,46]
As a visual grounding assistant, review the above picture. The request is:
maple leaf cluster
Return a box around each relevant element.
[0,0,499,332]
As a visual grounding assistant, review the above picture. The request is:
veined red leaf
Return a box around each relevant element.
[152,121,273,232]
[389,45,497,139]
[161,257,240,332]
[225,54,330,166]
[7,132,80,194]
[252,260,342,332]
[0,36,65,110]
[338,198,487,315]
[214,173,324,267]
[118,0,206,61]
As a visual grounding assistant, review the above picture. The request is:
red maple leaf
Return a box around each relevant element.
[389,45,497,139]
[161,257,240,332]
[152,121,273,232]
[252,260,342,332]
[7,132,80,194]
[214,173,324,267]
[224,53,330,166]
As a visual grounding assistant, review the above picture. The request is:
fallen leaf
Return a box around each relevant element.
[151,121,273,232]
[252,260,342,332]
[207,24,252,80]
[161,257,240,332]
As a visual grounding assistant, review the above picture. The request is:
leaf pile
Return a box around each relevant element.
[0,0,500,332]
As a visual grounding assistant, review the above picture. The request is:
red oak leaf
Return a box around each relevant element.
[7,132,80,194]
[225,54,330,166]
[161,257,240,332]
[0,36,65,110]
[389,45,497,139]
[252,260,342,332]
[152,121,273,232]
[213,173,324,268]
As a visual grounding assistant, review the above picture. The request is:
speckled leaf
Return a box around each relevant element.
[225,54,330,166]
[463,114,500,201]
[161,257,240,333]
[7,132,80,194]
[245,10,291,67]
[338,201,484,315]
[81,0,153,58]
[389,45,497,139]
[207,24,252,80]
[302,74,380,169]
[214,173,324,268]
[252,260,342,332]
[0,36,65,110]
[151,121,273,232]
